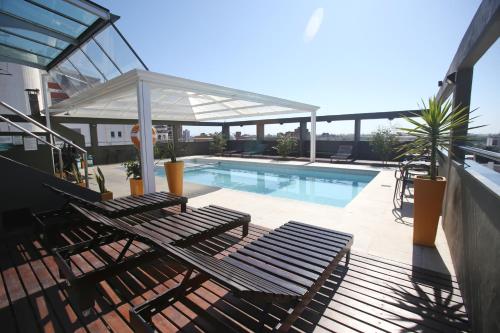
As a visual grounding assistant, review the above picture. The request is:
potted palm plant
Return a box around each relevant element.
[163,141,184,195]
[399,96,480,246]
[123,160,143,195]
[95,167,113,200]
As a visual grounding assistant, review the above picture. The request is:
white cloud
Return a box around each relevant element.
[304,8,324,42]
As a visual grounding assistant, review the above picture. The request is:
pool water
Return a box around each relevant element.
[156,160,377,207]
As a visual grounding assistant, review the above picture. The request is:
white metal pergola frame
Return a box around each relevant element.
[49,69,320,193]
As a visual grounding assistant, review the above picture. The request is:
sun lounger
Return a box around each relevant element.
[44,183,187,217]
[330,145,353,163]
[49,203,250,309]
[130,221,353,333]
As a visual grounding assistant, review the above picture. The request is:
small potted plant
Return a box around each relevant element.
[95,166,113,200]
[399,96,481,246]
[163,141,184,195]
[66,163,85,187]
[273,133,297,160]
[123,160,143,196]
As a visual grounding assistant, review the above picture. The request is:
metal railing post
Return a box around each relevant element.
[83,151,89,187]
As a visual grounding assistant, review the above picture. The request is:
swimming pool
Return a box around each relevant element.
[156,159,378,207]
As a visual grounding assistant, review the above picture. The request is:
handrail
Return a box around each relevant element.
[0,100,89,187]
[0,114,64,178]
[458,145,500,163]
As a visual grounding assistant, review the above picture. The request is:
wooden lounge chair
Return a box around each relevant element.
[44,183,187,217]
[130,221,353,333]
[49,203,250,309]
[330,145,353,163]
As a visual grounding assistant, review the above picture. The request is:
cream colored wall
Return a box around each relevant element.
[0,63,43,115]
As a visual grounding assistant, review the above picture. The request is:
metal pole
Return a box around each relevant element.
[58,150,64,178]
[83,151,89,188]
[41,73,55,173]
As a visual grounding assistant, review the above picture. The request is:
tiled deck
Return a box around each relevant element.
[1,209,469,333]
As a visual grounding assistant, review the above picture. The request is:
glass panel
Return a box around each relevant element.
[0,27,69,49]
[0,0,87,38]
[80,38,120,80]
[29,0,99,26]
[0,31,61,58]
[50,59,90,97]
[0,44,50,66]
[68,49,105,85]
[94,26,145,73]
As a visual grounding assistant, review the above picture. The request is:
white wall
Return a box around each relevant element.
[97,124,133,146]
[0,63,42,115]
[61,123,91,147]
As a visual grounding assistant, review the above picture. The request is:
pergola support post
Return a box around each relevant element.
[310,111,316,162]
[136,80,156,194]
[41,73,55,174]
[451,68,473,160]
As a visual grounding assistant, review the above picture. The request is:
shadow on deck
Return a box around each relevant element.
[0,217,469,333]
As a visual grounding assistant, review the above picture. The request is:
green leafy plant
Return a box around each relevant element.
[210,132,227,154]
[398,96,482,180]
[370,126,397,164]
[66,163,83,183]
[95,166,108,193]
[122,160,141,179]
[164,141,176,163]
[273,133,297,159]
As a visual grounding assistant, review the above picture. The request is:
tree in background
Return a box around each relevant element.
[210,132,227,154]
[370,126,397,164]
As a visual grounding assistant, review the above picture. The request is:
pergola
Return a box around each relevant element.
[49,69,320,193]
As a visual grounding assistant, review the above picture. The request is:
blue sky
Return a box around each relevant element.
[102,0,498,135]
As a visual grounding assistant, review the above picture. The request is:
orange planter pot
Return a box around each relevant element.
[101,191,114,201]
[164,161,184,196]
[129,178,144,196]
[77,181,86,187]
[413,176,447,247]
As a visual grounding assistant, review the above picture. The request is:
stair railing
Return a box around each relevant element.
[0,100,89,187]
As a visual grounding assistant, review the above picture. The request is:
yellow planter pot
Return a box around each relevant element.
[129,178,144,196]
[164,161,184,196]
[413,176,447,247]
[101,191,113,201]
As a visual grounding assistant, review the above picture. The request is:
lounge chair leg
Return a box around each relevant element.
[345,250,351,267]
[258,302,272,332]
[181,203,187,213]
[115,237,134,262]
[242,223,249,237]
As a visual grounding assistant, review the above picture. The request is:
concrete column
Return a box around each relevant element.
[310,111,316,162]
[172,124,180,145]
[451,68,473,159]
[299,121,307,156]
[256,122,265,141]
[222,124,230,139]
[137,80,155,193]
[354,118,361,158]
[90,123,98,149]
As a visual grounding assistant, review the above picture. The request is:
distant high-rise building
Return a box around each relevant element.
[182,129,191,142]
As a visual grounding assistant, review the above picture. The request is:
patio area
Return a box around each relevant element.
[1,209,469,333]
[91,157,455,275]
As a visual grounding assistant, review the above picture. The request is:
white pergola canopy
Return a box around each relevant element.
[48,69,319,193]
[49,69,319,121]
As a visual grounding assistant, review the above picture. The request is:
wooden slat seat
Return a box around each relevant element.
[44,183,188,217]
[51,203,250,309]
[130,221,353,333]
